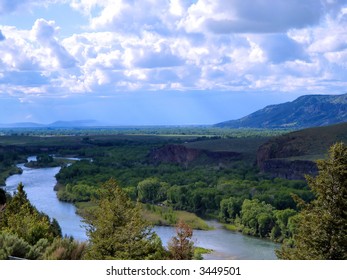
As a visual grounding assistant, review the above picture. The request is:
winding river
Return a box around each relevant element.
[3,157,279,260]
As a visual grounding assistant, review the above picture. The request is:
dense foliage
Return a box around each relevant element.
[0,183,61,245]
[83,179,167,260]
[277,143,347,259]
[0,183,87,260]
[3,128,343,260]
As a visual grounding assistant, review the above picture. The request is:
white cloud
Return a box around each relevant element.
[32,19,77,69]
[181,0,324,34]
[0,0,347,98]
[0,26,40,71]
[0,29,5,40]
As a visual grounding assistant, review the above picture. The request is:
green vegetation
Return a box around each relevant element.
[83,179,167,260]
[258,122,347,162]
[0,183,61,244]
[0,126,287,138]
[141,204,210,230]
[24,154,61,168]
[277,143,347,259]
[0,149,24,185]
[2,125,346,259]
[0,183,87,260]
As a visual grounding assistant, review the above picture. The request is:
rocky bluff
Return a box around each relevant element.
[148,144,241,167]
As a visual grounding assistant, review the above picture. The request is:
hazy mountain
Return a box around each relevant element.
[0,120,100,128]
[215,93,347,129]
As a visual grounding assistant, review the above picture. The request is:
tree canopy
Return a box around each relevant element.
[84,179,166,260]
[0,183,62,245]
[277,143,347,259]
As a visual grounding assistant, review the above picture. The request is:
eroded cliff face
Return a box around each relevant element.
[256,140,318,180]
[261,159,318,180]
[148,144,241,167]
[149,145,202,165]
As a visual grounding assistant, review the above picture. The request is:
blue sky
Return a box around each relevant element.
[0,0,347,125]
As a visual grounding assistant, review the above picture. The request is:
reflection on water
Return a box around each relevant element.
[154,220,279,260]
[4,159,279,259]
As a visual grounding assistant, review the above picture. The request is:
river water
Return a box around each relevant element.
[3,157,279,260]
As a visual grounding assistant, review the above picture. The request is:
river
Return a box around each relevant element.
[3,157,279,260]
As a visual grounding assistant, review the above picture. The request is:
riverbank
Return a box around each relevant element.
[3,158,279,259]
[0,165,22,186]
[74,199,212,230]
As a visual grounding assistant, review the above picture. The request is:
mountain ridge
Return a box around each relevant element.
[0,120,100,128]
[215,93,347,129]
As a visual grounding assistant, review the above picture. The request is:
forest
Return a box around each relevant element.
[0,126,346,259]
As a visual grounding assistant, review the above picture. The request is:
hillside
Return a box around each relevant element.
[256,122,347,179]
[215,93,347,129]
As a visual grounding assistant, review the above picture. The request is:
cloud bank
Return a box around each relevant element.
[0,0,346,98]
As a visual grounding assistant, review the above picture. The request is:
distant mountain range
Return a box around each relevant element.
[0,120,100,128]
[215,93,347,129]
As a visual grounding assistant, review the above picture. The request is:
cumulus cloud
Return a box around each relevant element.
[132,43,184,69]
[252,34,308,64]
[32,19,77,68]
[0,30,5,41]
[182,0,324,34]
[0,26,40,71]
[70,0,170,34]
[1,0,347,97]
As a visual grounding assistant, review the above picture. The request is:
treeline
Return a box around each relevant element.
[0,126,288,138]
[0,182,199,260]
[56,153,312,216]
[220,197,297,242]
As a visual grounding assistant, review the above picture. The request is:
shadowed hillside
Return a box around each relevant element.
[257,122,347,179]
[216,93,347,129]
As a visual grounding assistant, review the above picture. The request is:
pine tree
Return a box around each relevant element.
[277,143,347,259]
[0,183,62,245]
[84,179,165,259]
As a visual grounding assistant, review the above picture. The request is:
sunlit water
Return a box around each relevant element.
[3,157,279,259]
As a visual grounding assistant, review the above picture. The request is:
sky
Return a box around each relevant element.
[0,0,347,125]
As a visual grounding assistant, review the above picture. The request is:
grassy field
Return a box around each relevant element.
[258,122,347,162]
[75,201,211,230]
[141,204,212,230]
[184,137,271,163]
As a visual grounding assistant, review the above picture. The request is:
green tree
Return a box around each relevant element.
[0,232,31,260]
[37,154,54,164]
[270,209,297,242]
[43,237,87,260]
[0,183,62,245]
[168,220,194,260]
[219,196,242,223]
[137,178,161,203]
[277,143,347,259]
[84,179,165,260]
[240,199,275,237]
